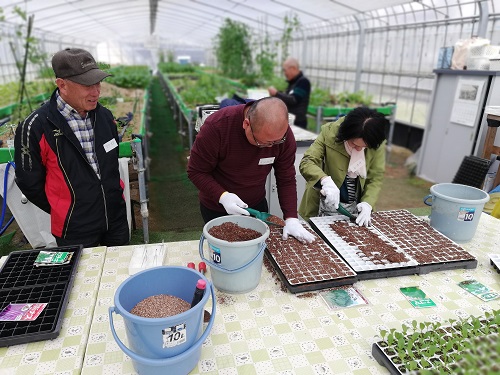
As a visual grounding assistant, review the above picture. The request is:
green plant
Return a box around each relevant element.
[254,34,277,83]
[280,14,301,61]
[166,72,243,108]
[158,62,195,74]
[213,18,253,79]
[375,310,500,373]
[106,65,151,89]
[309,87,333,107]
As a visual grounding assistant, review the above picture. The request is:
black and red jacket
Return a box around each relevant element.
[14,89,127,241]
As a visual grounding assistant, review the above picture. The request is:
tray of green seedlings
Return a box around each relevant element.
[372,309,500,374]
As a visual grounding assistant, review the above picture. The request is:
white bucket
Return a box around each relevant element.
[199,216,270,294]
[423,183,489,243]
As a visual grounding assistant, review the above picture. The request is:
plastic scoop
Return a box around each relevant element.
[337,203,357,222]
[244,208,285,227]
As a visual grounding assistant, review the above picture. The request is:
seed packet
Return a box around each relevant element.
[400,286,436,308]
[0,303,48,321]
[320,286,369,310]
[34,251,73,266]
[458,279,500,302]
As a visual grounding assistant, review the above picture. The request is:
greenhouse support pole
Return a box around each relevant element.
[316,107,323,133]
[477,0,489,38]
[188,109,194,150]
[15,15,35,115]
[353,16,366,92]
[300,29,308,73]
[131,139,149,244]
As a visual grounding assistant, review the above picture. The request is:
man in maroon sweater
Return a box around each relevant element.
[187,97,315,243]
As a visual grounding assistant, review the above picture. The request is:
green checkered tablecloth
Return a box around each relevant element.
[82,214,500,375]
[0,246,106,375]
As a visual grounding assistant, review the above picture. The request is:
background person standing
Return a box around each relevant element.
[268,57,311,129]
[14,48,129,248]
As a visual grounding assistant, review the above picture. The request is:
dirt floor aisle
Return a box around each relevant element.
[142,77,205,241]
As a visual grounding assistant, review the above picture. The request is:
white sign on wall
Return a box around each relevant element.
[450,78,485,127]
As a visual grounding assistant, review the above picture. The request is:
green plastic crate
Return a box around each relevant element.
[308,104,395,117]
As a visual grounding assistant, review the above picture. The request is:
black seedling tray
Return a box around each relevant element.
[372,343,403,375]
[264,250,357,294]
[417,258,478,274]
[0,245,82,347]
[490,254,500,274]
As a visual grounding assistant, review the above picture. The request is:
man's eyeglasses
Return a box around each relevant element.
[248,119,287,147]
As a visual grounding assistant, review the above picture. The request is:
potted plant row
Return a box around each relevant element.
[372,309,500,374]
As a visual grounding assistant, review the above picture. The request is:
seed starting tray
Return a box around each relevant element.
[490,254,500,274]
[0,245,82,347]
[265,224,357,293]
[310,210,477,280]
[310,216,418,279]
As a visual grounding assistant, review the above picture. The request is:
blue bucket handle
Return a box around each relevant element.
[423,194,433,206]
[108,281,216,366]
[199,234,266,274]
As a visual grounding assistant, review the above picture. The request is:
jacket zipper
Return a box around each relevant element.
[55,131,76,239]
[53,114,109,237]
[93,116,109,231]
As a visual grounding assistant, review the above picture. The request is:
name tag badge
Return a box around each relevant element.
[259,157,275,165]
[103,138,118,153]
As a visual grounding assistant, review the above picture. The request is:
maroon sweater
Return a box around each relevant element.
[187,104,298,219]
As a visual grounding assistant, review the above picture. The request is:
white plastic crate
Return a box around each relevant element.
[466,56,490,70]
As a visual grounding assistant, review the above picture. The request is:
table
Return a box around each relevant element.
[81,213,500,375]
[0,246,106,375]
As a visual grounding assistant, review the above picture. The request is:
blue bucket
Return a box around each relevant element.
[109,266,216,375]
[199,216,270,294]
[423,183,489,243]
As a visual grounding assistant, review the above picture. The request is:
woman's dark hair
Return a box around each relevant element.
[335,106,387,149]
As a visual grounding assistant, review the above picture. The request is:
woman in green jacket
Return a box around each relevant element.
[299,107,387,225]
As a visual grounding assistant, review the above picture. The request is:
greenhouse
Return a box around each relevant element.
[0,1,499,375]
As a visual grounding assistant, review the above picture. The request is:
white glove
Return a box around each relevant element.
[320,176,340,210]
[356,202,372,227]
[219,192,250,216]
[282,218,315,244]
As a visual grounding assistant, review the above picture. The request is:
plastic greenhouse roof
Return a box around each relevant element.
[0,0,410,47]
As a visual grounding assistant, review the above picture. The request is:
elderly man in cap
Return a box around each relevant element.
[14,48,129,248]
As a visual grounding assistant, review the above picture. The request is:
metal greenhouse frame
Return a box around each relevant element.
[2,0,500,132]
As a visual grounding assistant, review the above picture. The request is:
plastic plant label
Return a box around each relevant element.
[458,279,500,302]
[162,323,186,348]
[0,303,48,321]
[457,207,475,222]
[320,286,369,310]
[400,286,436,308]
[34,251,73,266]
